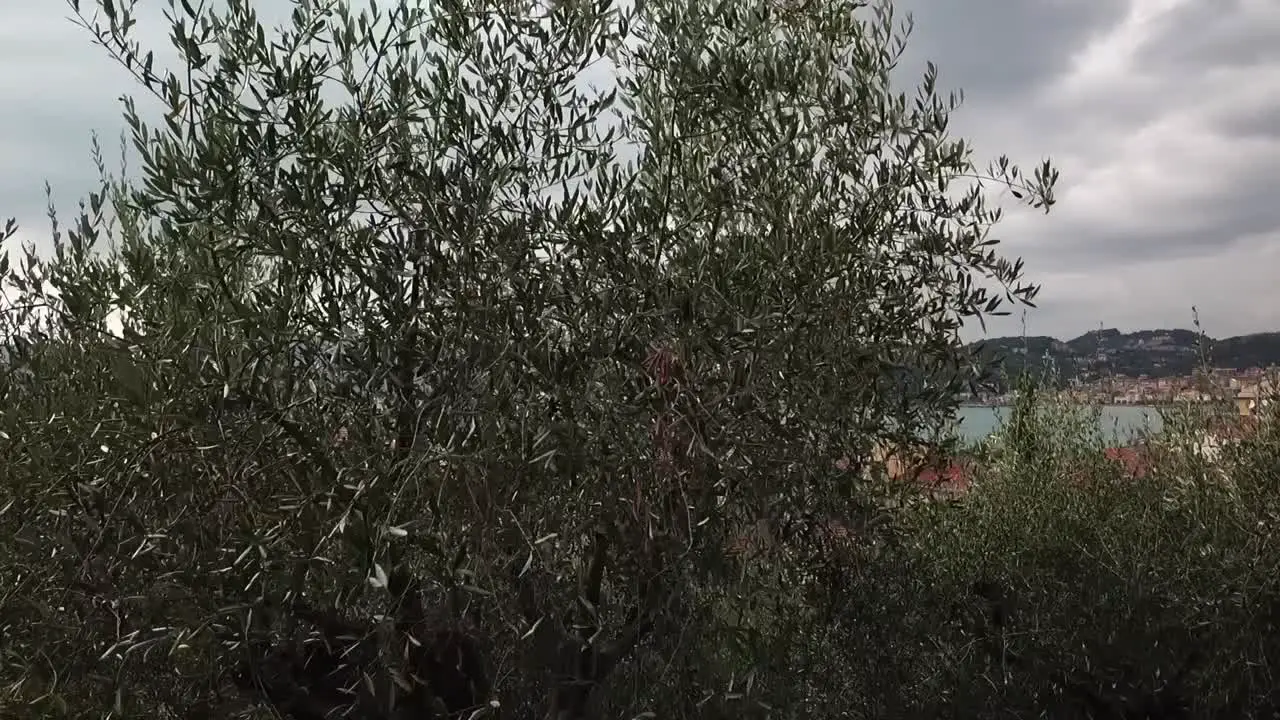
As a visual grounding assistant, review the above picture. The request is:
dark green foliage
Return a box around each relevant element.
[911,400,1280,719]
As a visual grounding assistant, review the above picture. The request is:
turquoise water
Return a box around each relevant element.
[953,405,1164,445]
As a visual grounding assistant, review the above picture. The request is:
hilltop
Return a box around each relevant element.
[972,328,1280,383]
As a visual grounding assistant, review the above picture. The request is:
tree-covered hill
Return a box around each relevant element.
[972,329,1280,384]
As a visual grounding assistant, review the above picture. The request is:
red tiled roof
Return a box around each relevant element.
[914,461,974,492]
[858,442,977,493]
[1205,414,1262,441]
[1104,445,1150,478]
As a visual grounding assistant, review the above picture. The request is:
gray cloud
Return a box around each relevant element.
[894,0,1127,105]
[3,0,1278,343]
[1216,103,1280,142]
[1134,0,1280,71]
[1006,151,1280,268]
[1,6,127,231]
[921,0,1280,340]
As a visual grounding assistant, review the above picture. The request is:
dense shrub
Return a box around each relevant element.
[885,384,1280,718]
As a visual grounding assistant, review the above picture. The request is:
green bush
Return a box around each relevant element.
[852,382,1280,718]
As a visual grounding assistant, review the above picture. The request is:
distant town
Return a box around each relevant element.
[968,365,1276,417]
[964,327,1280,415]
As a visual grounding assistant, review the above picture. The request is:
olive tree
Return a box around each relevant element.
[0,0,1055,717]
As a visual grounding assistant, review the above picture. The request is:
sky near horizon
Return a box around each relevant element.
[2,0,1278,341]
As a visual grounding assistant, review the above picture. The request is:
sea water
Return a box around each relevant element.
[953,405,1164,445]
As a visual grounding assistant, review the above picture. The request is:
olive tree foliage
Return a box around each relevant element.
[0,0,1055,717]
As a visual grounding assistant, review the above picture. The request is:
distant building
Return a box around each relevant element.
[1237,379,1276,417]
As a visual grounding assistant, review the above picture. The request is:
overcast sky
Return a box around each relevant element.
[2,0,1278,341]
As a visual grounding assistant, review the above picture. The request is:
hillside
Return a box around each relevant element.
[972,329,1280,383]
